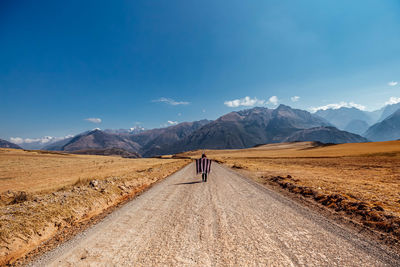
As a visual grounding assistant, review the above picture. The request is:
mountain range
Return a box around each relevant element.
[315,107,373,131]
[163,105,335,154]
[315,102,400,141]
[378,102,400,122]
[43,119,211,157]
[364,109,400,141]
[42,105,366,157]
[0,139,22,149]
[3,103,400,156]
[55,129,142,152]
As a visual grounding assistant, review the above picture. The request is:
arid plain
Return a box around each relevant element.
[2,141,400,265]
[0,148,190,265]
[178,141,400,245]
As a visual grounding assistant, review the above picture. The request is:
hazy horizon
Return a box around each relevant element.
[6,102,396,147]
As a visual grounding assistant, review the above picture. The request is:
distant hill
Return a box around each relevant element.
[314,104,400,134]
[158,107,274,152]
[165,105,331,154]
[364,109,400,141]
[315,107,372,130]
[45,120,211,157]
[137,120,211,157]
[0,139,22,149]
[266,104,332,142]
[8,136,74,150]
[41,105,381,157]
[56,129,141,152]
[378,102,400,122]
[283,126,369,144]
[69,147,140,158]
[25,102,400,154]
[344,119,370,135]
[43,136,75,151]
[365,109,384,124]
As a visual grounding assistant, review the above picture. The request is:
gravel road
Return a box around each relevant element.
[32,163,400,266]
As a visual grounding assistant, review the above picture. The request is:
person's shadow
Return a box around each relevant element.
[173,181,203,185]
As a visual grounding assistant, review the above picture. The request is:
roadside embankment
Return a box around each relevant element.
[0,148,190,265]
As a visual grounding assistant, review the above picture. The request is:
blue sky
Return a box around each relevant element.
[1,0,400,141]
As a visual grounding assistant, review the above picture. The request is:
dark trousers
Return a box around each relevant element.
[202,173,207,182]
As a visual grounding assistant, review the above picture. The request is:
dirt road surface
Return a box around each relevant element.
[32,163,400,266]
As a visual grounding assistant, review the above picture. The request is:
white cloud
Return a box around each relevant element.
[224,96,265,107]
[85,118,102,124]
[10,137,24,144]
[129,126,145,132]
[291,96,300,102]
[385,97,400,105]
[388,81,398,86]
[152,97,190,106]
[160,120,179,127]
[268,96,279,106]
[310,101,366,112]
[10,135,74,145]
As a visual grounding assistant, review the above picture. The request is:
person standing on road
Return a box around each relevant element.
[196,153,212,182]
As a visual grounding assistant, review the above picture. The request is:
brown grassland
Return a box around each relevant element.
[178,141,400,245]
[2,141,400,264]
[0,149,190,265]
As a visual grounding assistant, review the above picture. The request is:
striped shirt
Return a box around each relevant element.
[196,158,212,174]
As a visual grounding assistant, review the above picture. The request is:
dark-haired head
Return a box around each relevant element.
[201,153,206,158]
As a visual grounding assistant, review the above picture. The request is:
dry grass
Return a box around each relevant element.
[0,148,190,265]
[179,141,400,240]
[179,140,400,158]
[0,148,182,194]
